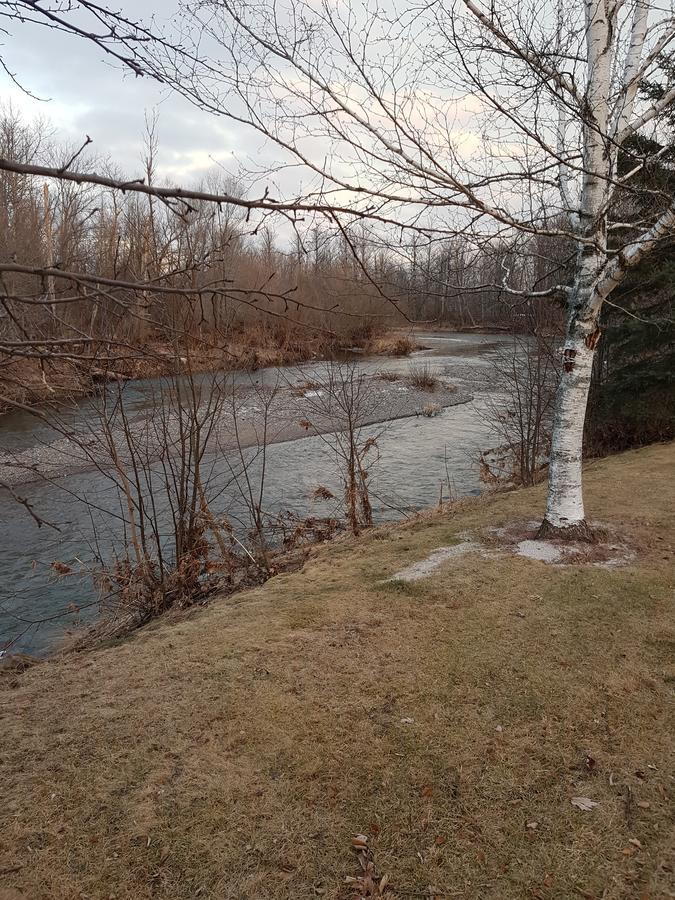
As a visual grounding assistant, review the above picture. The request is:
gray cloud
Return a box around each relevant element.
[0,1,262,184]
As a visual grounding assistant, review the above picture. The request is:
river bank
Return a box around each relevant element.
[0,328,422,416]
[0,442,672,899]
[0,332,507,656]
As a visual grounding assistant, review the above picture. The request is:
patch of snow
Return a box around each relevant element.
[388,540,482,582]
[516,540,562,562]
[301,389,324,399]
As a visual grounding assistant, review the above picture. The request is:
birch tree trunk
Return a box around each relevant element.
[538,313,598,540]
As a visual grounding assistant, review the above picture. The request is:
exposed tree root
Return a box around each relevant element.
[537,518,596,543]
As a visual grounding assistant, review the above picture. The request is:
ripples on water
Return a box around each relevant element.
[0,332,508,654]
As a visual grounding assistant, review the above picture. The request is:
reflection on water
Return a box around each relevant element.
[0,332,507,655]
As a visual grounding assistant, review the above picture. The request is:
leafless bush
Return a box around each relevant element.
[268,511,342,551]
[296,362,384,534]
[68,354,258,640]
[223,376,285,571]
[480,333,559,486]
[372,334,417,356]
[422,403,441,417]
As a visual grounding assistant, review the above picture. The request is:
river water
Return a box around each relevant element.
[0,332,509,655]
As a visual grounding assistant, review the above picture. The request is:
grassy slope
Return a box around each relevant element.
[1,444,673,900]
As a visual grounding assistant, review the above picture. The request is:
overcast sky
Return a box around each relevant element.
[0,1,275,189]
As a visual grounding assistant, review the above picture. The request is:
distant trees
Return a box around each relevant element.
[0,111,402,409]
[0,105,563,413]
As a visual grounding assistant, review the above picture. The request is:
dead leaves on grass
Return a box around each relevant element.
[346,834,391,897]
[347,834,452,900]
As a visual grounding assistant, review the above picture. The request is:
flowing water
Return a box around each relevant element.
[0,332,510,655]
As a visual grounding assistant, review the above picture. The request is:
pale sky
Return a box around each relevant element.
[0,1,278,189]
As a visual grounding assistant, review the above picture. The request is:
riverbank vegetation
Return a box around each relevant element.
[1,353,471,653]
[0,107,562,415]
[1,443,672,899]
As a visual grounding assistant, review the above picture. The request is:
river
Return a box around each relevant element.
[0,332,510,656]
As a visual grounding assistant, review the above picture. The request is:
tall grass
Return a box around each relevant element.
[406,362,439,391]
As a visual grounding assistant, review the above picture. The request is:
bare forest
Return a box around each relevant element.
[0,108,550,413]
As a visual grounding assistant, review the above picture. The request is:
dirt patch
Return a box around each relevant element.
[485,519,638,568]
[383,519,638,584]
[516,538,563,562]
[387,539,482,581]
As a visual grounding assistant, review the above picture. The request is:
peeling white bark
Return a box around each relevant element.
[543,332,595,529]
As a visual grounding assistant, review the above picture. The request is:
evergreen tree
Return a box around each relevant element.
[586,57,675,453]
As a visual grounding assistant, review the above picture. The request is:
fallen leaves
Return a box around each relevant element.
[347,830,452,898]
[347,834,391,897]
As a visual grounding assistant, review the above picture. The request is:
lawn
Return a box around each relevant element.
[1,443,673,899]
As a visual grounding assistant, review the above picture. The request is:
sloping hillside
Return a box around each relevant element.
[1,443,673,900]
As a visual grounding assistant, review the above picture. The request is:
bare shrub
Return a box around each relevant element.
[71,355,256,640]
[269,511,342,551]
[480,333,559,486]
[224,377,283,571]
[372,334,417,356]
[296,362,384,534]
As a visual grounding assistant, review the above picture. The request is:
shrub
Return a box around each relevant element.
[372,334,417,356]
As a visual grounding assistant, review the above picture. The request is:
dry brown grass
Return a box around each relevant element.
[1,443,673,900]
[371,334,418,356]
[407,363,440,391]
